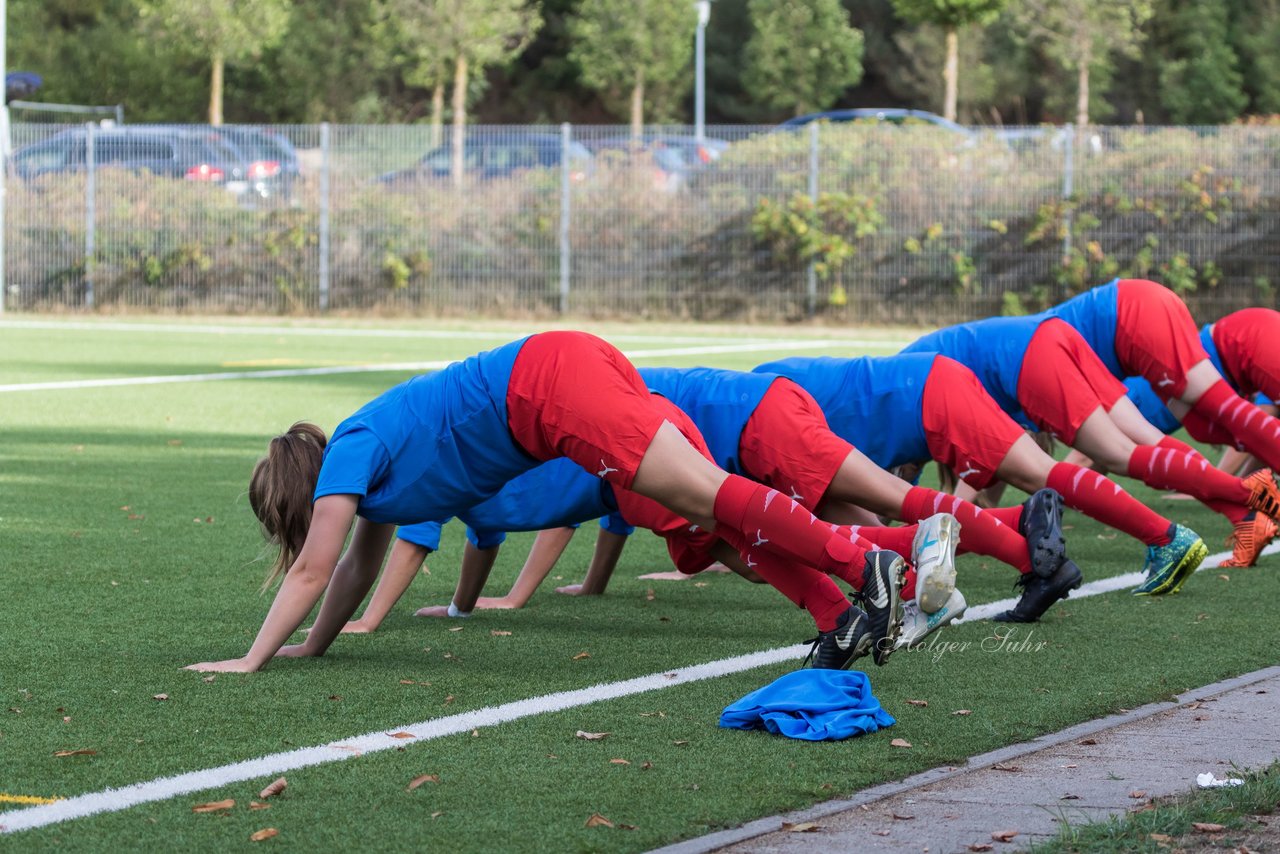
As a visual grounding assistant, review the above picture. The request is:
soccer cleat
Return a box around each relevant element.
[804,602,873,670]
[856,550,906,667]
[913,513,960,614]
[1019,487,1067,579]
[1133,524,1207,595]
[1243,469,1280,523]
[992,559,1083,623]
[1219,513,1279,568]
[897,588,968,649]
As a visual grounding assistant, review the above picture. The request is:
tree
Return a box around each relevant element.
[570,0,697,137]
[1154,0,1246,124]
[143,0,291,125]
[889,0,1007,122]
[1013,0,1153,128]
[1228,0,1280,115]
[741,0,864,118]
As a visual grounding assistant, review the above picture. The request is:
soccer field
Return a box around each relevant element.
[1,317,1275,852]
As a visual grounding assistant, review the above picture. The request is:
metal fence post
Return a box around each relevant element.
[806,122,819,317]
[1060,122,1075,270]
[84,121,96,309]
[318,122,331,312]
[559,122,571,315]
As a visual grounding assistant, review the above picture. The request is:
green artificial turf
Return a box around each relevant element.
[0,318,1273,852]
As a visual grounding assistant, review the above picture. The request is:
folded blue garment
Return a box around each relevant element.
[719,669,896,741]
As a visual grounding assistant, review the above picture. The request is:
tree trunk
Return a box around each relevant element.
[451,54,468,189]
[943,26,959,122]
[430,80,445,148]
[1075,46,1091,129]
[209,52,224,126]
[629,69,644,143]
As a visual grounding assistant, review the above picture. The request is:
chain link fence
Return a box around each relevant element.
[5,122,1279,322]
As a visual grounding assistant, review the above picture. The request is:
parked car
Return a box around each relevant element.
[212,126,303,199]
[778,108,975,138]
[11,125,252,194]
[583,135,692,192]
[379,132,593,185]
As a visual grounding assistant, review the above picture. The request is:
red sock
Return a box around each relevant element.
[983,506,1023,528]
[712,475,864,577]
[1126,442,1250,523]
[843,523,917,557]
[717,526,849,631]
[1193,380,1280,471]
[901,486,1031,574]
[1047,462,1172,546]
[1153,436,1248,522]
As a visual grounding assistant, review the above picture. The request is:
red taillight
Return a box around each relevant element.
[570,170,586,183]
[248,160,280,178]
[698,146,711,164]
[185,164,225,182]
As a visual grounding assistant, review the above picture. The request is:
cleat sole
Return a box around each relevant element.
[916,514,960,614]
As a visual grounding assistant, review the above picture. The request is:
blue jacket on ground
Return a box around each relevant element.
[719,669,896,741]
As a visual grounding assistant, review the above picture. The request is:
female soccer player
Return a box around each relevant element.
[186,332,906,674]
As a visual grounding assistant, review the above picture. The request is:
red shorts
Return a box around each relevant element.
[1017,319,1128,444]
[611,395,719,574]
[1115,279,1210,399]
[506,331,666,491]
[737,379,854,512]
[922,356,1025,490]
[1213,309,1280,401]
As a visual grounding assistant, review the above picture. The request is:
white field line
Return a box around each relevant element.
[0,339,869,394]
[0,537,1266,835]
[0,318,915,349]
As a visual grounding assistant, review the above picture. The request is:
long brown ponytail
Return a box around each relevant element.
[249,421,327,589]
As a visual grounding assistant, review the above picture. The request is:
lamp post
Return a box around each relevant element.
[693,0,710,145]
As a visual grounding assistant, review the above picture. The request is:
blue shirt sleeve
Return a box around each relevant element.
[600,512,635,537]
[314,427,391,501]
[396,521,442,552]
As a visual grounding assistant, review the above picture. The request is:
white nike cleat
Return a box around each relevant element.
[896,588,967,649]
[913,512,960,614]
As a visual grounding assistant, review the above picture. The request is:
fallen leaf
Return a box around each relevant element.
[585,813,614,828]
[992,764,1021,773]
[407,774,439,791]
[782,822,819,833]
[968,845,994,852]
[470,728,479,737]
[576,731,610,741]
[645,589,655,601]
[618,823,638,830]
[890,738,912,748]
[991,830,1018,842]
[1129,790,1147,799]
[639,711,666,718]
[152,694,169,701]
[54,748,96,757]
[1078,738,1097,746]
[167,439,183,446]
[192,799,236,813]
[1060,794,1080,800]
[673,740,689,746]
[1219,574,1230,581]
[327,695,341,701]
[1148,833,1173,843]
[249,802,270,811]
[448,626,464,633]
[1064,764,1078,769]
[641,762,653,770]
[873,830,890,836]
[906,699,928,707]
[443,696,454,705]
[490,630,512,637]
[1193,822,1226,833]
[259,778,287,799]
[249,828,278,842]
[62,716,71,723]
[892,812,915,821]
[1187,701,1204,709]
[127,514,145,521]
[572,652,591,661]
[1194,715,1211,721]
[609,759,630,765]
[203,676,216,684]
[952,709,972,716]
[388,732,415,739]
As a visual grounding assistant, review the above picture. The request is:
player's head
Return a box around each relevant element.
[249,421,327,587]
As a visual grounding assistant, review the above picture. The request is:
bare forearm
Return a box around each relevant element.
[454,542,500,611]
[576,529,626,595]
[503,527,577,605]
[243,570,331,669]
[304,560,380,653]
[355,541,429,630]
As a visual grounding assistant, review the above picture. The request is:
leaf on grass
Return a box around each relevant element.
[645,589,655,601]
[609,759,630,765]
[127,514,145,521]
[1129,790,1147,799]
[952,709,972,716]
[249,828,278,842]
[572,652,591,661]
[259,778,287,799]
[167,439,183,447]
[585,813,614,828]
[1194,715,1211,721]
[890,738,912,748]
[490,630,512,637]
[203,676,216,684]
[618,823,638,830]
[968,845,994,852]
[448,626,464,633]
[249,801,270,811]
[905,699,928,707]
[471,728,479,737]
[576,730,610,741]
[991,829,1018,842]
[873,830,890,836]
[1192,822,1226,833]
[54,748,96,757]
[327,695,341,701]
[1219,574,1230,581]
[407,774,439,791]
[443,695,455,706]
[639,711,666,718]
[1148,833,1173,843]
[388,731,415,739]
[1064,764,1078,769]
[673,740,689,746]
[192,799,235,813]
[782,822,820,833]
[641,761,653,770]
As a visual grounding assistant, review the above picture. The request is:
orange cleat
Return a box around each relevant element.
[1243,468,1280,522]
[1219,512,1279,568]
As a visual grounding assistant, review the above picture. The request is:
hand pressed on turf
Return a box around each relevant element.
[184,657,259,673]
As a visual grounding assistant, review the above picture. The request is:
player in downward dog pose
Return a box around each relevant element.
[902,312,1280,593]
[185,332,911,674]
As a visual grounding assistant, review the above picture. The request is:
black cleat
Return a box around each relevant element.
[805,602,873,670]
[993,559,1083,623]
[856,550,906,667]
[1020,488,1067,579]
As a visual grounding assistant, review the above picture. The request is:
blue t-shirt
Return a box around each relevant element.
[901,317,1043,429]
[313,337,536,525]
[755,354,934,470]
[395,457,634,551]
[1123,377,1182,435]
[637,366,777,474]
[1042,280,1122,377]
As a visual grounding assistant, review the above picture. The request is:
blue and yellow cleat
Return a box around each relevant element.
[1134,524,1207,596]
